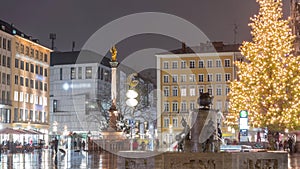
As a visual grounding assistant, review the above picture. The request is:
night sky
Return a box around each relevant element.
[0,0,290,57]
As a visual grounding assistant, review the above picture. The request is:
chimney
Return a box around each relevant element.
[182,42,186,53]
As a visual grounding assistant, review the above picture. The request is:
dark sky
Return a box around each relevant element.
[0,0,290,54]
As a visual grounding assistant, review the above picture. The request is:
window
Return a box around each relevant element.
[43,97,47,106]
[85,67,92,79]
[35,50,39,59]
[163,86,169,97]
[39,81,43,90]
[39,96,43,105]
[198,86,204,94]
[189,86,196,96]
[7,57,10,68]
[181,61,186,69]
[20,44,24,53]
[6,74,10,85]
[207,60,213,68]
[71,67,76,79]
[190,102,195,111]
[181,102,187,112]
[25,93,29,103]
[20,92,24,102]
[2,38,6,49]
[163,118,169,128]
[30,64,34,73]
[30,94,34,103]
[35,65,38,74]
[198,74,204,82]
[172,86,178,96]
[225,86,230,95]
[30,79,34,88]
[189,74,195,82]
[0,37,2,48]
[20,61,24,70]
[2,55,6,66]
[20,77,24,86]
[44,54,48,62]
[25,62,29,71]
[180,74,186,82]
[40,66,43,75]
[207,74,213,82]
[44,83,47,91]
[20,109,24,121]
[40,52,43,60]
[35,80,38,89]
[208,87,213,95]
[0,55,1,65]
[198,60,204,68]
[14,108,18,122]
[44,69,47,77]
[30,110,33,121]
[25,46,29,55]
[25,78,29,87]
[7,40,11,51]
[60,68,63,80]
[172,102,178,112]
[78,67,82,79]
[216,87,222,96]
[1,91,5,101]
[15,75,18,85]
[35,95,38,104]
[163,61,168,69]
[189,60,195,68]
[14,91,18,101]
[172,61,178,69]
[163,75,169,83]
[2,73,5,84]
[216,59,221,67]
[172,75,178,83]
[225,73,231,81]
[163,102,169,112]
[216,73,222,82]
[173,118,178,127]
[225,101,229,111]
[225,59,231,67]
[180,86,186,96]
[30,48,34,57]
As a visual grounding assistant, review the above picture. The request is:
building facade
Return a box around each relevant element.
[156,42,241,146]
[0,19,51,143]
[0,24,13,126]
[50,50,112,137]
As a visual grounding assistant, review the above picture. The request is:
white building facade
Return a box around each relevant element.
[50,51,111,136]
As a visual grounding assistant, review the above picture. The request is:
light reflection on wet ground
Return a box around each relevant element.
[0,149,298,169]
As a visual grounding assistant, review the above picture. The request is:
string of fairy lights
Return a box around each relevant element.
[226,0,300,131]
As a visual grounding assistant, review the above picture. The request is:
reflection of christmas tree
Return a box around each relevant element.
[227,0,300,131]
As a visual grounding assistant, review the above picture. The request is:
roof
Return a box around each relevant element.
[157,42,241,55]
[50,50,111,67]
[0,19,47,47]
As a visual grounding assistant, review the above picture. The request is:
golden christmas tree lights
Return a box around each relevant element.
[227,0,300,131]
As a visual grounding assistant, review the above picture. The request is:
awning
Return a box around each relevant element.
[0,127,26,134]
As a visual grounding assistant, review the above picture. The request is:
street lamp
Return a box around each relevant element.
[126,89,138,151]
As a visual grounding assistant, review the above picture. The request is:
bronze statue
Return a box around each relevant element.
[110,45,117,62]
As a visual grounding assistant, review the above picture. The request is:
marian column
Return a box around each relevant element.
[108,45,119,131]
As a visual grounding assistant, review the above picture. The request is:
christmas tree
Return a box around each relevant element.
[227,0,300,131]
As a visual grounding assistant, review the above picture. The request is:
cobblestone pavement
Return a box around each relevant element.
[0,149,298,169]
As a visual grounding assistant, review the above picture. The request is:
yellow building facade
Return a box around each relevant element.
[0,20,51,137]
[156,43,241,145]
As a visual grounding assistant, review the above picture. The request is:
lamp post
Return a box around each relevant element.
[126,89,138,151]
